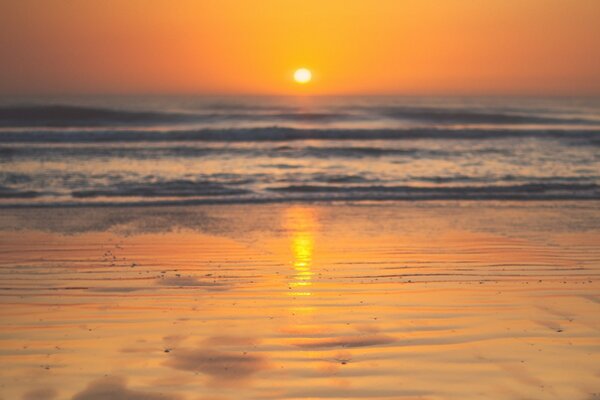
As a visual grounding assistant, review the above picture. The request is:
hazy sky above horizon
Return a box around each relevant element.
[1,0,599,96]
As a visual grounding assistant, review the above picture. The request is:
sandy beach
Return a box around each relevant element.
[0,201,598,399]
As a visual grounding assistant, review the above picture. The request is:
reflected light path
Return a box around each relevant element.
[0,204,599,399]
[282,206,319,297]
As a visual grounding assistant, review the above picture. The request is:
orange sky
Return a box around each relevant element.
[1,0,599,96]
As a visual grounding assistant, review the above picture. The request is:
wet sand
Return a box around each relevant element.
[0,202,599,399]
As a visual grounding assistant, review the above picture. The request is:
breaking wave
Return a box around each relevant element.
[1,127,600,144]
[1,97,599,207]
[1,103,599,128]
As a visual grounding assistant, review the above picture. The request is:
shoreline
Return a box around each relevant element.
[0,201,598,399]
[2,197,600,209]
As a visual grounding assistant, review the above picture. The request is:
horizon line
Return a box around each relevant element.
[2,91,600,99]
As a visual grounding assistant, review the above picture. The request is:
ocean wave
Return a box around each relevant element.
[3,170,597,192]
[0,144,503,161]
[371,106,599,125]
[0,105,356,127]
[1,103,598,128]
[410,175,600,184]
[267,183,600,200]
[71,179,249,198]
[2,100,598,209]
[0,105,194,127]
[1,182,598,207]
[1,127,600,143]
[0,185,41,198]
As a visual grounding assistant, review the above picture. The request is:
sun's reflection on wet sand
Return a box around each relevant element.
[2,204,600,399]
[283,206,319,297]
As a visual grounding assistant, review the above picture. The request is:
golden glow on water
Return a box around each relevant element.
[284,206,318,296]
[0,204,599,400]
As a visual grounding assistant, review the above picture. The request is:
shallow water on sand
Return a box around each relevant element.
[0,202,599,399]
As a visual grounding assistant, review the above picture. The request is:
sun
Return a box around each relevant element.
[294,68,312,84]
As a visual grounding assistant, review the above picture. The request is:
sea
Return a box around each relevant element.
[1,95,599,206]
